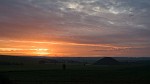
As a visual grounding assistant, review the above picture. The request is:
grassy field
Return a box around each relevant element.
[0,56,150,84]
[1,64,150,84]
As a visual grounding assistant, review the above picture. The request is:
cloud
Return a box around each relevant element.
[93,47,150,56]
[0,0,150,56]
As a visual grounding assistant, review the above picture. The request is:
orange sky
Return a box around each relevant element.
[0,39,149,57]
[0,0,150,57]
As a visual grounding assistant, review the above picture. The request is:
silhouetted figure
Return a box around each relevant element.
[62,64,66,70]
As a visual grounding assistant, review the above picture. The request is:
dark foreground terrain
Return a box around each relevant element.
[0,56,150,84]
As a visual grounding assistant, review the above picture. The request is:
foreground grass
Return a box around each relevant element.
[1,64,150,84]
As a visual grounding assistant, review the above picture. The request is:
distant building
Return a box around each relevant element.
[94,57,120,65]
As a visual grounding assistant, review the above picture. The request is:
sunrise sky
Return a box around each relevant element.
[0,0,150,57]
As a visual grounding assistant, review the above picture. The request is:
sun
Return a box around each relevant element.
[34,48,50,56]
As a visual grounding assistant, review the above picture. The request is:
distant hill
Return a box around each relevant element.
[94,57,120,65]
[0,55,82,65]
[0,55,42,64]
[38,59,59,64]
[1,55,150,65]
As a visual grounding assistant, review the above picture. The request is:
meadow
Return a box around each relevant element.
[0,56,150,84]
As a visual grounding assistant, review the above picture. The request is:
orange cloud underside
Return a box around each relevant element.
[0,39,143,57]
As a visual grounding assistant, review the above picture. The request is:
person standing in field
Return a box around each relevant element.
[62,63,66,70]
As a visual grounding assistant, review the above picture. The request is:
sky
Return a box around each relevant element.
[0,0,150,57]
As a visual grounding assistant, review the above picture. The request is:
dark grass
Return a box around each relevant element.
[1,64,150,84]
[0,56,150,84]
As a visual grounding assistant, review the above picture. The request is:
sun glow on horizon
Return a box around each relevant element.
[0,47,52,56]
[33,48,50,56]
